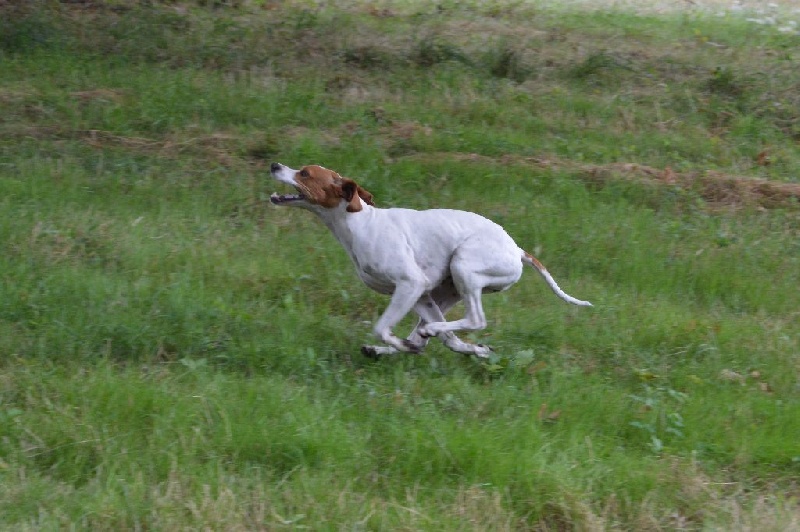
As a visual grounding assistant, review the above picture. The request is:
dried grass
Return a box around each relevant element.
[411,152,800,209]
[580,163,800,209]
[69,88,126,104]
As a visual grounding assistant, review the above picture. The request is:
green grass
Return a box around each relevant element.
[1,1,799,529]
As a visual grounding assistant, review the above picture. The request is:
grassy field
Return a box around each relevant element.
[1,1,798,529]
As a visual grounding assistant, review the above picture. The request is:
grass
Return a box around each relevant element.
[1,0,799,529]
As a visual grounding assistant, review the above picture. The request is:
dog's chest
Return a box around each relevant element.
[354,266,396,295]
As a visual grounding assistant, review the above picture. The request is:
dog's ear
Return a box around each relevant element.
[341,178,364,213]
[357,185,374,207]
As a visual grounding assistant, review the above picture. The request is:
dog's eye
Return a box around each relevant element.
[299,170,309,178]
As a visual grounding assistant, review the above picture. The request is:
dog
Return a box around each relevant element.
[270,162,592,358]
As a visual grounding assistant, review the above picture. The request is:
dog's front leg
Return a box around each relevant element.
[369,280,427,354]
[362,306,433,359]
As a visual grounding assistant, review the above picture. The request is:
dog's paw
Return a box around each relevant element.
[401,339,423,354]
[361,345,382,360]
[362,345,412,359]
[471,344,494,359]
[417,327,434,339]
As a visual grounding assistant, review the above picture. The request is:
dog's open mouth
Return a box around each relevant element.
[270,192,306,205]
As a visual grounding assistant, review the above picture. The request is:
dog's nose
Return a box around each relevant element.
[270,162,281,173]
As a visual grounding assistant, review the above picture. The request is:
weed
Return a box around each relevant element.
[0,4,62,53]
[628,383,689,454]
[706,66,746,98]
[568,50,635,84]
[409,35,470,68]
[482,42,530,82]
[341,45,395,70]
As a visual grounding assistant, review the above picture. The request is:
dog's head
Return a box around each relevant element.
[270,162,374,213]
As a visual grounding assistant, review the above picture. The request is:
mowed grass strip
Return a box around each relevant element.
[0,1,798,529]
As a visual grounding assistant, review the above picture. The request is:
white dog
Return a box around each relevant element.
[270,162,591,358]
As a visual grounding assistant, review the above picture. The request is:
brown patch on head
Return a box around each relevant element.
[294,165,375,212]
[293,165,341,209]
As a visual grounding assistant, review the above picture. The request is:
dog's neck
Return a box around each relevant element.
[312,202,375,253]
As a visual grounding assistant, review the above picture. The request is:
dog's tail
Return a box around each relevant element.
[521,251,593,307]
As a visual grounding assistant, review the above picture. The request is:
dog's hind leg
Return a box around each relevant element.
[419,287,493,358]
[414,283,493,358]
[417,246,521,357]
